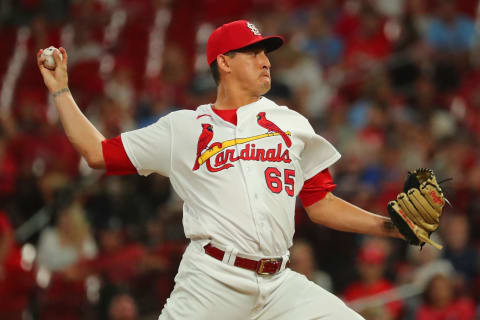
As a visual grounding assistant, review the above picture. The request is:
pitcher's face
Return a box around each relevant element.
[228,48,272,96]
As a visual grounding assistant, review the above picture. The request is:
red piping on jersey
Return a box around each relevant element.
[196,114,213,120]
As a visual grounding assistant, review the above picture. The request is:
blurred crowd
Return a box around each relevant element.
[0,0,479,319]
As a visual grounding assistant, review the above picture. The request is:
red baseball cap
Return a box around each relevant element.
[357,245,387,265]
[206,20,284,65]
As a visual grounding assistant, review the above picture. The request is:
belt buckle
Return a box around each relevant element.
[256,258,282,275]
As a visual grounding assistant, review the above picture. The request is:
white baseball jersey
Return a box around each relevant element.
[121,97,340,257]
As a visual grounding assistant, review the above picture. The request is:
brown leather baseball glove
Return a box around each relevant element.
[387,168,447,249]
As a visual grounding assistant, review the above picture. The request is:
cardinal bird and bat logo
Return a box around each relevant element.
[192,112,292,172]
[192,123,214,170]
[256,112,292,147]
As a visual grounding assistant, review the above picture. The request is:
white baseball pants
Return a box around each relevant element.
[158,241,364,320]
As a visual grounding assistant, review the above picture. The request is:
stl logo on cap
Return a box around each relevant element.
[246,22,261,36]
[206,20,283,65]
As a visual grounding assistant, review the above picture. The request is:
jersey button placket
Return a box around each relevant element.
[246,170,265,238]
[235,121,264,247]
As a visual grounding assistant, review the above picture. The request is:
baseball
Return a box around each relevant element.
[41,46,62,70]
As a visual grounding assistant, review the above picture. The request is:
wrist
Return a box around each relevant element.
[52,87,70,98]
[383,219,404,239]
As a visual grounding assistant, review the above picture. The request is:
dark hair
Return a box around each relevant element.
[210,60,221,86]
[209,51,236,86]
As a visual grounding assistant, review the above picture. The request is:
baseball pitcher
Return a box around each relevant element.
[37,20,446,320]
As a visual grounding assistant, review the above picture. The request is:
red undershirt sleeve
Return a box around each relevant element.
[298,168,336,207]
[101,136,137,175]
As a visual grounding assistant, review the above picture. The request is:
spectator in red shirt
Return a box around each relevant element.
[89,219,146,285]
[415,273,476,320]
[343,241,403,319]
[0,211,35,320]
[343,4,392,67]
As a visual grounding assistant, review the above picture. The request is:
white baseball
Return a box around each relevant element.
[41,46,63,70]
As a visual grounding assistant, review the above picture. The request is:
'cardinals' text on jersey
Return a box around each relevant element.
[120,97,340,256]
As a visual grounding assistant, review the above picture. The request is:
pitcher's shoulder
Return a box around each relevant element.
[169,109,198,118]
[263,102,310,126]
[168,107,211,123]
[281,107,309,121]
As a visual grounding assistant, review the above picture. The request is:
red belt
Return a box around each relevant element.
[204,244,284,275]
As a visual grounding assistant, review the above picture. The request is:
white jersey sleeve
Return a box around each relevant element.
[299,120,341,181]
[120,114,172,177]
